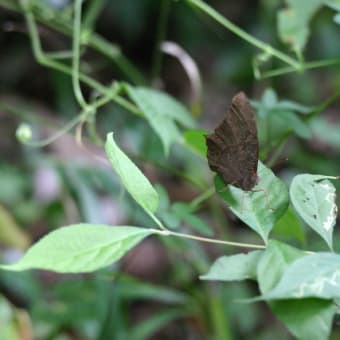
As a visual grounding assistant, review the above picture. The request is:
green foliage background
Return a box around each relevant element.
[0,0,339,339]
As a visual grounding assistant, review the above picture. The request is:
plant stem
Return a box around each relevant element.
[82,0,106,33]
[148,212,168,231]
[24,9,141,116]
[0,0,145,84]
[155,229,265,249]
[151,0,171,82]
[185,0,301,69]
[73,0,88,110]
[261,57,340,79]
[24,114,85,147]
[189,187,215,210]
[307,86,340,119]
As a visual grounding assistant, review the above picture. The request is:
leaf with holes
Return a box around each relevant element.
[0,224,155,273]
[216,161,289,243]
[256,252,340,300]
[290,174,338,250]
[253,241,335,339]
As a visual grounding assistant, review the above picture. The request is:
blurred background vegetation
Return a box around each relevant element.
[0,0,339,339]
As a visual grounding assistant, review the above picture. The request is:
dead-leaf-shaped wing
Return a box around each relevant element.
[206,92,258,191]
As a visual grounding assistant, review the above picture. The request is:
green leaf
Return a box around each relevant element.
[125,85,196,155]
[262,88,278,109]
[252,89,312,145]
[259,252,340,300]
[325,0,340,11]
[259,110,311,142]
[272,205,305,243]
[271,299,335,340]
[129,309,189,340]
[118,276,188,304]
[216,161,289,243]
[310,116,340,148]
[257,240,306,294]
[256,241,335,340]
[334,12,340,24]
[290,174,338,250]
[183,129,208,157]
[105,132,159,214]
[277,0,324,54]
[171,202,213,236]
[200,251,263,281]
[0,204,30,250]
[274,100,312,113]
[63,165,102,223]
[0,296,26,340]
[0,224,154,273]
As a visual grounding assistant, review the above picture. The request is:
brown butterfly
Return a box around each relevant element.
[205,92,259,191]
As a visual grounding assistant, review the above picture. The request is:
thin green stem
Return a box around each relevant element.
[82,0,106,33]
[260,57,340,79]
[24,114,85,147]
[307,86,340,119]
[2,0,145,84]
[0,102,52,125]
[147,212,168,231]
[73,0,88,110]
[24,9,141,116]
[86,114,103,145]
[133,153,206,189]
[20,86,119,147]
[154,229,265,249]
[44,50,74,60]
[189,187,215,210]
[185,0,300,69]
[151,0,171,82]
[266,139,288,168]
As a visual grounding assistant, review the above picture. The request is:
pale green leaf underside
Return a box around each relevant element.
[278,0,324,53]
[259,252,340,300]
[256,241,334,339]
[216,161,289,243]
[105,133,159,214]
[0,224,154,273]
[290,174,338,250]
[200,250,263,281]
[125,85,195,155]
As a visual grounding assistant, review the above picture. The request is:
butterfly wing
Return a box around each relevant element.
[206,92,259,191]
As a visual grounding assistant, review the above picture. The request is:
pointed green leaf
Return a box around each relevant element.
[334,13,340,24]
[118,276,188,304]
[260,252,340,300]
[278,0,324,53]
[272,205,305,243]
[290,174,338,250]
[0,224,154,273]
[183,129,208,157]
[125,85,195,155]
[200,251,263,281]
[216,161,289,243]
[256,241,335,340]
[257,240,306,294]
[105,132,159,214]
[129,309,189,340]
[310,117,340,148]
[271,299,335,340]
[172,202,213,236]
